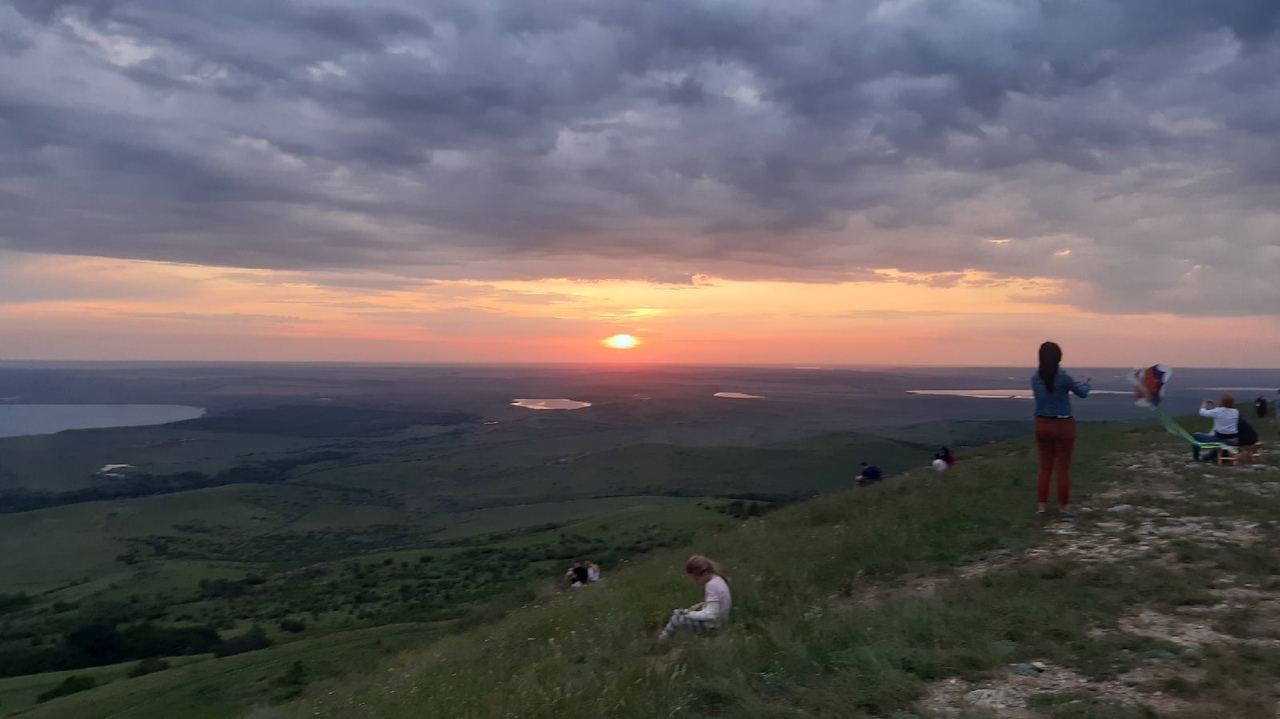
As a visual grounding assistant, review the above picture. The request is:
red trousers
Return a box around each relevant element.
[1034,417,1076,505]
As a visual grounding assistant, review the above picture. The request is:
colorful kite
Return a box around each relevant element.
[1129,364,1172,407]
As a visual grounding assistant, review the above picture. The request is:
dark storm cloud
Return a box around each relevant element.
[1,0,1278,315]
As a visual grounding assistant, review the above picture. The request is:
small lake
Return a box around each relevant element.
[511,399,591,411]
[0,405,206,438]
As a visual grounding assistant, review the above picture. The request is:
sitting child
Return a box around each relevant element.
[658,555,731,640]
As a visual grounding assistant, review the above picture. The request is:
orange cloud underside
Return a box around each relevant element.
[2,252,1279,366]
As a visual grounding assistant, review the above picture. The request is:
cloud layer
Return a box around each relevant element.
[2,0,1278,316]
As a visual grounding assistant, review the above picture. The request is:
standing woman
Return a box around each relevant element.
[1031,342,1091,520]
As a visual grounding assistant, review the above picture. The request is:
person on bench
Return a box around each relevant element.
[1193,394,1239,462]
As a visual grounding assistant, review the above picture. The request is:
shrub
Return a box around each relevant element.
[37,675,97,703]
[214,625,272,658]
[128,657,170,678]
[0,592,32,616]
[273,660,308,699]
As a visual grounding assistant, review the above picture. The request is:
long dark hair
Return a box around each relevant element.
[1038,341,1062,392]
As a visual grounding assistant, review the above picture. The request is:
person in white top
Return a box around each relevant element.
[658,555,731,640]
[1192,394,1240,462]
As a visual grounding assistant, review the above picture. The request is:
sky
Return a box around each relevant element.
[1,0,1278,367]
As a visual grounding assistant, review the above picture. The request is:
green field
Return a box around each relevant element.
[3,624,444,719]
[0,427,317,493]
[0,397,1004,718]
[0,485,760,717]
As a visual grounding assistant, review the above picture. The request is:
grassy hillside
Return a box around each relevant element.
[19,415,1280,718]
[241,416,1277,719]
[1,417,941,718]
[0,624,444,719]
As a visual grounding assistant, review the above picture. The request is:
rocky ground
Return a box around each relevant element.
[909,447,1280,719]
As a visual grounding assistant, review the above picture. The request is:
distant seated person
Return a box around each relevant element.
[935,447,956,467]
[566,562,590,588]
[856,462,883,486]
[1192,394,1239,462]
[585,561,601,583]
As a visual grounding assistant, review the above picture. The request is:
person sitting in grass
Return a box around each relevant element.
[658,555,731,640]
[856,462,883,487]
[566,562,590,588]
[585,561,601,583]
[936,447,956,467]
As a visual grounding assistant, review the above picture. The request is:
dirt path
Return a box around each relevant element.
[909,448,1280,718]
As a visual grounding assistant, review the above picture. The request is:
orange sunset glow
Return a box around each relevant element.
[0,251,1276,366]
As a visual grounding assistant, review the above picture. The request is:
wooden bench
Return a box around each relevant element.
[1219,443,1262,465]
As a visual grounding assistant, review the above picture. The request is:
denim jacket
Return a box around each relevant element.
[1031,370,1090,418]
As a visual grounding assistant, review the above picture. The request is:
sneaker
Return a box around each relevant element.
[1036,510,1050,520]
[1057,511,1076,522]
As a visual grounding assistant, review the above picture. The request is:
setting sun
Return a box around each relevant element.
[603,334,639,349]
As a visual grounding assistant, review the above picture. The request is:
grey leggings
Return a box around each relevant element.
[660,608,715,638]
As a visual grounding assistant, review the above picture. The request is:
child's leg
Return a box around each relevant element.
[659,608,709,638]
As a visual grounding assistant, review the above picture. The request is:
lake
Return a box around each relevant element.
[512,398,591,410]
[0,405,206,438]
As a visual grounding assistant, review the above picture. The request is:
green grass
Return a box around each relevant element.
[1028,692,1158,718]
[12,416,1279,718]
[250,426,1119,719]
[241,421,1275,719]
[0,427,316,493]
[297,431,932,509]
[0,488,748,716]
[0,655,209,716]
[7,624,444,719]
[423,496,727,540]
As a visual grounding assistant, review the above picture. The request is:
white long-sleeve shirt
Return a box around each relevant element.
[684,575,731,624]
[1199,406,1239,436]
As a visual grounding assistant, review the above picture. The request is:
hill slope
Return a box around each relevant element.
[28,417,1280,718]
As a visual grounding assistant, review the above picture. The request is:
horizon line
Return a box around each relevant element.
[0,359,1276,371]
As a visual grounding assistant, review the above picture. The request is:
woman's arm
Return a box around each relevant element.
[1070,374,1092,398]
[684,600,720,622]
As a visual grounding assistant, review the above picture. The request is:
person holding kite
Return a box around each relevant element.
[1031,341,1091,520]
[1128,364,1245,463]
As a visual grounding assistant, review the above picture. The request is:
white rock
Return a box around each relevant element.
[965,689,1029,708]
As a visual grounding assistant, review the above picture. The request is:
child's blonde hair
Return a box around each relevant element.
[685,554,722,578]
